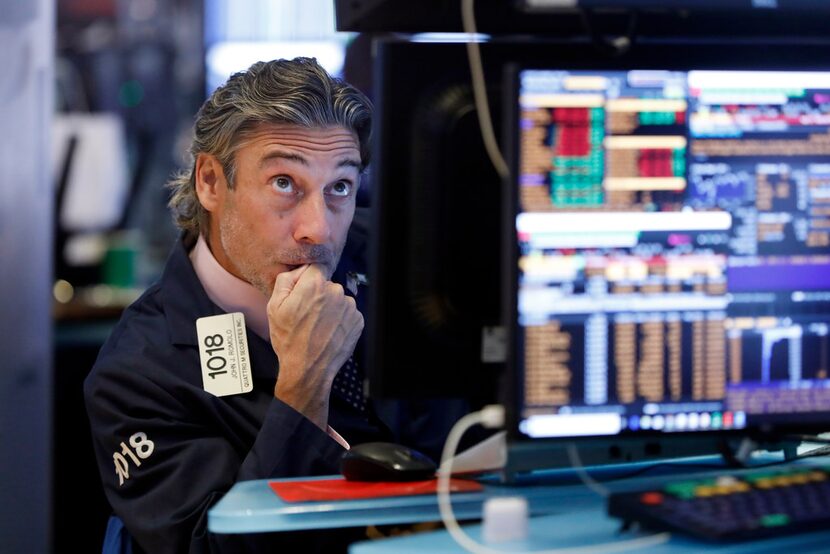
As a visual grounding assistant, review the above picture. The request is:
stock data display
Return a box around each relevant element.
[515,69,830,439]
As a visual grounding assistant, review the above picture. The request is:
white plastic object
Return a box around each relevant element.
[482,496,529,544]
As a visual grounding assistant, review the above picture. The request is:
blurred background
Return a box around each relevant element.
[52,0,360,548]
[2,1,358,552]
[53,0,354,305]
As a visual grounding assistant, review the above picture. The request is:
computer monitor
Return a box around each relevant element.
[367,38,507,405]
[505,52,830,475]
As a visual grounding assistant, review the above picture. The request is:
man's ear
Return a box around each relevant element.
[194,153,226,213]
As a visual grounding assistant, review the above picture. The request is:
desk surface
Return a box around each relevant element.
[208,457,761,533]
[208,457,830,551]
[207,473,601,534]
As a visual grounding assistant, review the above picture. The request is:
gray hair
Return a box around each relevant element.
[167,57,372,239]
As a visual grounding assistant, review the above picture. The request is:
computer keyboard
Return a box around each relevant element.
[607,464,830,541]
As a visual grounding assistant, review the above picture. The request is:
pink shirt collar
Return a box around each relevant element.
[189,234,271,342]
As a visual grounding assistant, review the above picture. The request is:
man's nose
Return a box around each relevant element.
[293,194,332,245]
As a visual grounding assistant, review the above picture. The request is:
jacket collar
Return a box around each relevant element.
[159,234,223,347]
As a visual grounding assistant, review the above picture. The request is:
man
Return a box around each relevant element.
[85,57,391,553]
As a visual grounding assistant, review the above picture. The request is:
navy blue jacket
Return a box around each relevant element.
[85,216,390,553]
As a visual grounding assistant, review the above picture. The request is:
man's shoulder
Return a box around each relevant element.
[86,264,199,388]
[82,280,202,443]
[87,283,175,380]
[104,282,168,351]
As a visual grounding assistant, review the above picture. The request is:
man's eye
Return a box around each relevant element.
[271,176,294,193]
[330,181,352,197]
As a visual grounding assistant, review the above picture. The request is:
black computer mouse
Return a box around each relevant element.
[340,442,437,482]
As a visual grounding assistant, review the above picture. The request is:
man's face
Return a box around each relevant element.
[200,124,361,296]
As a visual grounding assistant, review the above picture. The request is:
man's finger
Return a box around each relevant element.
[290,262,330,291]
[270,264,311,309]
[301,263,328,281]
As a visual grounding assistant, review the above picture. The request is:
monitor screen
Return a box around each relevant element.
[509,66,830,452]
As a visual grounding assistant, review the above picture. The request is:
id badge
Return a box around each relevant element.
[196,312,253,397]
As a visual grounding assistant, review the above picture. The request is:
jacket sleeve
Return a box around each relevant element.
[85,341,351,554]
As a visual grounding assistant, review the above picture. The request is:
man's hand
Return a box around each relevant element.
[267,264,364,430]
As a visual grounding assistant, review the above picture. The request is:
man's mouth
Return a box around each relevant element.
[282,247,333,271]
[284,260,326,272]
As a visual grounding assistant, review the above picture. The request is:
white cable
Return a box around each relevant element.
[438,407,672,553]
[460,0,510,181]
[565,443,611,499]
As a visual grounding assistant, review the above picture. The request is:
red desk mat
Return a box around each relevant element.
[270,478,483,502]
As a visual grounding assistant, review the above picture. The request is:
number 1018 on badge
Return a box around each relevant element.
[196,312,253,397]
